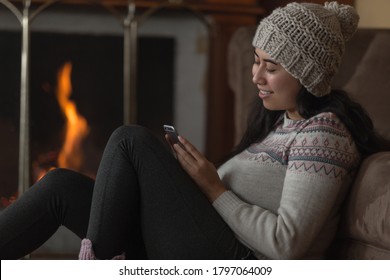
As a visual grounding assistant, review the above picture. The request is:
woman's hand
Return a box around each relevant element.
[167,135,227,202]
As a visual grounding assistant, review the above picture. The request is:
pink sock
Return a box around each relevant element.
[78,239,96,260]
[78,238,126,260]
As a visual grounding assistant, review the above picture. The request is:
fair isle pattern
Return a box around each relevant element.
[239,113,358,179]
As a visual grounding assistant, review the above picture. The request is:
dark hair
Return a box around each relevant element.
[229,88,390,160]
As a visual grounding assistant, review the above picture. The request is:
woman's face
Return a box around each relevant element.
[252,48,303,120]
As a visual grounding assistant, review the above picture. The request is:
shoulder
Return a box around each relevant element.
[293,112,357,154]
[298,112,350,137]
[289,112,360,177]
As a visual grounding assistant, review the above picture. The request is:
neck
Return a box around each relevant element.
[286,110,304,120]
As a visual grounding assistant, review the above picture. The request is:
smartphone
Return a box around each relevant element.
[163,125,183,148]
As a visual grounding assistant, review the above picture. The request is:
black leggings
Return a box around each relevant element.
[0,125,251,260]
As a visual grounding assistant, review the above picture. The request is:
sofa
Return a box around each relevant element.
[228,27,390,259]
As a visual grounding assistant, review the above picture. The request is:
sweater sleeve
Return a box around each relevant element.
[212,113,360,259]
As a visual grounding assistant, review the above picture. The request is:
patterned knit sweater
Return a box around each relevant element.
[213,112,360,259]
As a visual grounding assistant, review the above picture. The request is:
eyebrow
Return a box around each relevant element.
[254,50,278,65]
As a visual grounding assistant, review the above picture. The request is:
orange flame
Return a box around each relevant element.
[56,62,89,170]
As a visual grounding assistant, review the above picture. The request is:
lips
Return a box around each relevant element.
[260,89,272,95]
[258,89,273,98]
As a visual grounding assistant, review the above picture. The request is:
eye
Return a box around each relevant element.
[266,68,276,73]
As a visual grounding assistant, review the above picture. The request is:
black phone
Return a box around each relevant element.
[163,124,186,150]
[163,125,180,145]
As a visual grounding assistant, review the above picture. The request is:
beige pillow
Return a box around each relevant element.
[344,33,390,140]
[341,152,390,254]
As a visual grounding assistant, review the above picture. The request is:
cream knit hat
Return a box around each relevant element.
[252,1,359,97]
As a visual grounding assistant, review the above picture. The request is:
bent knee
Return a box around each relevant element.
[42,168,80,183]
[110,125,155,144]
[39,168,94,195]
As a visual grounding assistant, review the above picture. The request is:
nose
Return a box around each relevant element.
[252,64,266,85]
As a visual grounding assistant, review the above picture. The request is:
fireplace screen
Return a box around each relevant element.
[0,2,207,219]
[1,1,209,258]
[0,31,175,210]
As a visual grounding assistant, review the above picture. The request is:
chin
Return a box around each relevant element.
[262,103,283,111]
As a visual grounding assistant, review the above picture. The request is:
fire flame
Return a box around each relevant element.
[56,62,89,170]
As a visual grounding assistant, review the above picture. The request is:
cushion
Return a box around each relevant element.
[344,33,390,140]
[332,29,380,89]
[340,152,390,254]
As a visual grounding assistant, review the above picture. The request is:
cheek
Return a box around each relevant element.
[285,86,301,109]
[289,81,302,100]
[278,76,301,97]
[271,77,301,106]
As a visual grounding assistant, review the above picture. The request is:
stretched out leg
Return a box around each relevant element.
[0,169,94,259]
[86,125,250,259]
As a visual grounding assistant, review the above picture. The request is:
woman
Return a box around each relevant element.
[0,2,388,260]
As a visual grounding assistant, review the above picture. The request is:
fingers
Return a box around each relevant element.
[174,142,195,166]
[171,135,209,174]
[173,139,199,174]
[177,136,203,161]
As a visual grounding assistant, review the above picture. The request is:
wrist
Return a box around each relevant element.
[207,183,227,203]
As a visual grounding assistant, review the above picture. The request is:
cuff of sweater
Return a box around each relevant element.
[212,190,244,218]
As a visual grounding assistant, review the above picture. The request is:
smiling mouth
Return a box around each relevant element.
[259,89,273,96]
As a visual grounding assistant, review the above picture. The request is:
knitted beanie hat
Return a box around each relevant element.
[252,1,359,97]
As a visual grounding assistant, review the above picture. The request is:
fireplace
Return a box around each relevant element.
[0,1,209,257]
[0,29,177,207]
[0,1,209,204]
